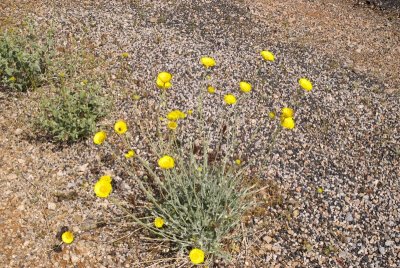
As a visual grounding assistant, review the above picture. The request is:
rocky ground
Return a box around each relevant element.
[0,0,399,267]
[357,0,400,10]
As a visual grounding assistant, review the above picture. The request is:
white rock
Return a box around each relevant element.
[263,236,273,243]
[48,202,57,210]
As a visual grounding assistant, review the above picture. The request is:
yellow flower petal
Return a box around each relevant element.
[125,150,135,158]
[94,179,112,198]
[299,78,313,91]
[114,120,128,134]
[132,94,141,100]
[224,94,237,105]
[93,131,107,145]
[239,81,252,93]
[167,110,186,121]
[99,175,112,183]
[157,72,172,83]
[268,112,276,119]
[189,248,205,264]
[164,82,172,89]
[281,107,294,119]
[61,231,74,244]
[156,78,165,88]
[235,159,241,165]
[167,121,178,130]
[281,117,295,129]
[158,155,175,169]
[187,110,193,115]
[200,57,216,68]
[121,52,129,58]
[207,86,216,94]
[154,217,164,228]
[260,50,275,62]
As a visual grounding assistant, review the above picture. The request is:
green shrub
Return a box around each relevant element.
[148,147,254,257]
[0,26,52,91]
[37,82,107,142]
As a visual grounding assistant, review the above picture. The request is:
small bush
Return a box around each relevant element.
[37,82,107,142]
[0,26,52,91]
[151,150,254,256]
[90,56,314,265]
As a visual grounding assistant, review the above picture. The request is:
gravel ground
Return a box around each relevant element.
[356,0,400,10]
[1,0,399,267]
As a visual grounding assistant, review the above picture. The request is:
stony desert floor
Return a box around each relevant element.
[0,0,399,267]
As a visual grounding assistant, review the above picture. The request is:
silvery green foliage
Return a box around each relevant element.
[0,25,53,91]
[37,83,107,142]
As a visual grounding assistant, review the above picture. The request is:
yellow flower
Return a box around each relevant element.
[156,77,172,89]
[235,159,241,165]
[207,86,216,94]
[154,217,164,228]
[93,131,106,145]
[132,94,141,100]
[99,175,112,183]
[281,107,294,119]
[206,75,211,80]
[317,187,324,194]
[121,52,129,58]
[268,112,276,119]
[260,50,275,62]
[114,120,128,134]
[167,121,178,130]
[224,94,237,105]
[281,117,295,129]
[61,231,74,244]
[158,155,175,169]
[299,78,313,91]
[189,248,205,264]
[164,82,172,89]
[167,110,186,121]
[8,76,16,82]
[125,150,135,158]
[157,72,172,83]
[200,57,216,68]
[239,81,252,93]
[187,110,193,115]
[94,177,112,198]
[80,79,88,86]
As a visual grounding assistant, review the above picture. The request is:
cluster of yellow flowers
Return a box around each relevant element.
[156,71,172,89]
[280,107,295,129]
[85,51,314,264]
[166,109,186,130]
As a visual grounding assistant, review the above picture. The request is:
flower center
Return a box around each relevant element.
[100,185,109,193]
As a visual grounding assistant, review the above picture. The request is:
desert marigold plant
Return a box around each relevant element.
[89,50,314,265]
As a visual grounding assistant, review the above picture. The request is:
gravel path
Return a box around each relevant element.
[1,0,399,267]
